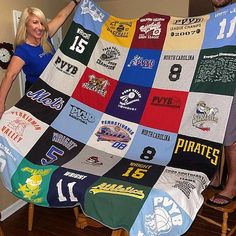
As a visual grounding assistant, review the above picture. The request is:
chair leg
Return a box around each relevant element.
[221,212,228,236]
[73,207,79,219]
[0,225,4,236]
[111,229,129,236]
[28,203,34,231]
[28,204,79,231]
[227,224,236,236]
[219,148,226,184]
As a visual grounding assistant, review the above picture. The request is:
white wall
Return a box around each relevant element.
[96,0,189,18]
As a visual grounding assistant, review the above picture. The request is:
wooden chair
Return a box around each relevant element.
[198,188,236,236]
[198,147,236,236]
[75,149,229,236]
[28,203,79,231]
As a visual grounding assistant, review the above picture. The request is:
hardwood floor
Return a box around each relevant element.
[0,203,236,236]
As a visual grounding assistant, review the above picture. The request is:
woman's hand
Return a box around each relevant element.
[0,103,5,119]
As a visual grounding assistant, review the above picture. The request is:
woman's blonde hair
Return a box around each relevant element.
[14,7,53,53]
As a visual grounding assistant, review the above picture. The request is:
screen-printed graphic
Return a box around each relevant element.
[163,15,208,50]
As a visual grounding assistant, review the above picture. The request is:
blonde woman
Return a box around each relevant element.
[0,0,79,119]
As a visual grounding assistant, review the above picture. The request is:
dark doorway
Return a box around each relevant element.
[189,0,236,16]
[188,0,214,16]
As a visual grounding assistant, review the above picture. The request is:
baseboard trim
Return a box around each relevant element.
[0,199,27,221]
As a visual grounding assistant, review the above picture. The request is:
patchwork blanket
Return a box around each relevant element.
[1,0,236,235]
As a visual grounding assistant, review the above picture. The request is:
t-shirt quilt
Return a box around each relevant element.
[1,1,236,235]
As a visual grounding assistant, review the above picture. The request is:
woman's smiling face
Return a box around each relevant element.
[26,14,45,42]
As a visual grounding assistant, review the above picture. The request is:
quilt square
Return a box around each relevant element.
[87,114,138,157]
[0,138,24,191]
[11,158,58,206]
[25,126,84,166]
[72,67,118,112]
[129,187,192,236]
[0,106,48,156]
[131,12,170,50]
[125,125,177,166]
[100,15,137,48]
[87,38,129,80]
[63,145,122,176]
[60,21,99,66]
[190,46,236,96]
[73,0,109,36]
[202,4,236,49]
[141,88,188,132]
[119,48,161,88]
[168,134,222,179]
[106,82,151,123]
[40,49,86,96]
[52,98,102,144]
[15,79,70,125]
[84,177,151,229]
[153,50,200,91]
[179,92,232,143]
[104,158,165,187]
[163,15,208,51]
[47,167,100,207]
